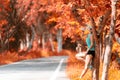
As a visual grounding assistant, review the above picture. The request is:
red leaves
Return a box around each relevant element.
[0,20,7,27]
[0,0,10,11]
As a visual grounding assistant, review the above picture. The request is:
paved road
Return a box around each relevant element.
[0,56,69,80]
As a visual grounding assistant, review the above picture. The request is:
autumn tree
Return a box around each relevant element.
[0,0,36,52]
[0,0,120,80]
[65,0,120,80]
[102,0,119,80]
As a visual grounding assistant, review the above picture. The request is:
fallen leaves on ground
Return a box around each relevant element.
[0,49,69,65]
[66,51,120,80]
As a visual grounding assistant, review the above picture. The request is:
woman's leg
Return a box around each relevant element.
[80,55,93,79]
[75,52,86,61]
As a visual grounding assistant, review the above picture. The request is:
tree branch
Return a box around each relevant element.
[98,9,111,35]
[83,0,98,41]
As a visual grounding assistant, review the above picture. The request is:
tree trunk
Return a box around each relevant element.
[29,26,35,50]
[42,33,45,49]
[0,33,3,52]
[101,35,112,80]
[49,34,55,52]
[20,39,25,50]
[26,33,30,49]
[100,34,103,61]
[92,41,100,80]
[89,17,100,80]
[101,30,107,62]
[57,29,62,53]
[101,0,117,80]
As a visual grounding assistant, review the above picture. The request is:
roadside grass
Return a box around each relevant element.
[66,51,120,80]
[0,49,69,65]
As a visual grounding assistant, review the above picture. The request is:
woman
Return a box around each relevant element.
[76,26,95,79]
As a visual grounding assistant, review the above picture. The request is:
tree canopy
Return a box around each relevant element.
[0,0,120,50]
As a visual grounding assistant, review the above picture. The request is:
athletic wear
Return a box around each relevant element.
[86,33,95,57]
[86,34,95,51]
[87,51,95,58]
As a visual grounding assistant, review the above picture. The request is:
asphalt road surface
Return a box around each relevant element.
[0,56,69,80]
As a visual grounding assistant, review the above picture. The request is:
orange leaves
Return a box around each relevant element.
[36,0,48,5]
[0,52,25,65]
[83,0,111,18]
[47,17,57,23]
[0,48,69,65]
[67,21,79,26]
[66,50,120,80]
[0,0,10,11]
[0,0,10,6]
[112,42,120,53]
[0,8,2,12]
[44,1,83,41]
[0,0,9,27]
[108,68,120,80]
[0,20,7,27]
[0,0,10,4]
[9,37,15,42]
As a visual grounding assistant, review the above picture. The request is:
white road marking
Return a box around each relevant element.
[49,59,64,80]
